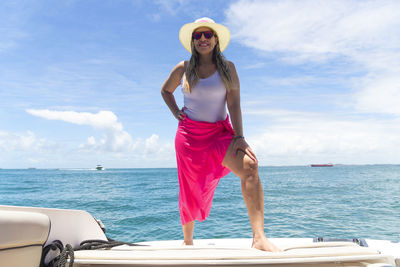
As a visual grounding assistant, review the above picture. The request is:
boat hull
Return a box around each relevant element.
[1,205,398,267]
[311,164,334,167]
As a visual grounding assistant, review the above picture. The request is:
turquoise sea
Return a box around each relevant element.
[0,165,399,243]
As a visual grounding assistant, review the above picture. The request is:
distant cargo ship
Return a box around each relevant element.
[311,163,333,167]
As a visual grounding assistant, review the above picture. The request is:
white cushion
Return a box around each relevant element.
[0,210,50,267]
[0,205,107,248]
[0,210,50,249]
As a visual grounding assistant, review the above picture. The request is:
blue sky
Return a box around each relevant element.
[1,0,400,168]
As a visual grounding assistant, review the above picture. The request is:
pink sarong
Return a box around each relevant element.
[175,115,234,225]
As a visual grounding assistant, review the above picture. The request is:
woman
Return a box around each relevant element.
[161,17,280,252]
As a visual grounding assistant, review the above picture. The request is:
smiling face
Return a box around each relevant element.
[192,27,218,55]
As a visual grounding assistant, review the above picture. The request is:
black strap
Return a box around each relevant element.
[40,240,63,267]
[41,238,145,267]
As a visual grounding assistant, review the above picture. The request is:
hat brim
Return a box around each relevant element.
[179,22,230,54]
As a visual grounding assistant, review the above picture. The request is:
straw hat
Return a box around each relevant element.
[179,17,230,54]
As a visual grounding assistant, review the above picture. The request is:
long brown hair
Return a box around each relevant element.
[183,34,233,93]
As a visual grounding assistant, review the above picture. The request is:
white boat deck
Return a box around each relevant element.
[72,238,398,267]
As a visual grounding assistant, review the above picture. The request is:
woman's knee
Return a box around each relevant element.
[242,156,259,178]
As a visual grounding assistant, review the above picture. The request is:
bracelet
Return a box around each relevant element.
[233,135,244,139]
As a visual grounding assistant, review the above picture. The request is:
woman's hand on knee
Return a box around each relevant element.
[232,137,258,163]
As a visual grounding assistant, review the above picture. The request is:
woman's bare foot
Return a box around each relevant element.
[252,236,282,252]
[182,240,193,246]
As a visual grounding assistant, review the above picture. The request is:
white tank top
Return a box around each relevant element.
[182,71,227,123]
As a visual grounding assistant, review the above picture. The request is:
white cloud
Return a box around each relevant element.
[26,109,135,152]
[0,127,176,168]
[353,73,400,115]
[226,0,400,115]
[261,75,318,87]
[27,109,118,128]
[87,136,96,146]
[246,109,400,165]
[226,0,400,61]
[0,130,53,152]
[154,0,186,15]
[143,134,175,159]
[145,134,160,154]
[243,62,265,70]
[22,109,176,167]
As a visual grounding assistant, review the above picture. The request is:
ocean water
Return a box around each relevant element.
[0,165,399,243]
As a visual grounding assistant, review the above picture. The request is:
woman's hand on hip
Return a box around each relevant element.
[174,107,187,121]
[233,137,258,163]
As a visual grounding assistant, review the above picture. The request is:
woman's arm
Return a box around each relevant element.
[226,61,243,137]
[226,61,257,162]
[161,61,186,121]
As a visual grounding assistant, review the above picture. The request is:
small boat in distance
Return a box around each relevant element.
[95,165,105,171]
[311,163,334,167]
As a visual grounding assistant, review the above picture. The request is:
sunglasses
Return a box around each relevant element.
[192,31,215,40]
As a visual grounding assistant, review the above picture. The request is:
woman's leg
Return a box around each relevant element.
[182,221,195,245]
[222,141,281,252]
